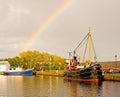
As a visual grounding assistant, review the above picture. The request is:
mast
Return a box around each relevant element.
[73,27,96,67]
[87,27,92,65]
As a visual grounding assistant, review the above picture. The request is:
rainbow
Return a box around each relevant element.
[20,0,78,53]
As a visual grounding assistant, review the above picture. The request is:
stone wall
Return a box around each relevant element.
[98,61,120,69]
[80,61,120,69]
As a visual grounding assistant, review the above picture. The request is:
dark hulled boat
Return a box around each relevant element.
[64,62,103,82]
[64,28,104,82]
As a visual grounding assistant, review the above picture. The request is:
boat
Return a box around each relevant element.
[4,66,33,76]
[64,28,104,82]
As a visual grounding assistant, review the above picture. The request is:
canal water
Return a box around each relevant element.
[0,75,120,97]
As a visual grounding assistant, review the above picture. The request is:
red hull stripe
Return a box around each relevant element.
[64,77,101,82]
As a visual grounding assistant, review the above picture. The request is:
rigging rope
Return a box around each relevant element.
[73,31,97,62]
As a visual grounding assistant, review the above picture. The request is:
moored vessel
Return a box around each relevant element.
[64,28,104,82]
[4,66,33,76]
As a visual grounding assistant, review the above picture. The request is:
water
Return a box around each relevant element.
[0,75,120,97]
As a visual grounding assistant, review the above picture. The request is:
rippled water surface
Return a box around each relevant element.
[0,75,120,97]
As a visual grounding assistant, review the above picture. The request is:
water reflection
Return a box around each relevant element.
[0,76,7,95]
[102,81,120,97]
[0,76,23,96]
[0,75,120,97]
[64,80,102,97]
[65,81,78,97]
[80,82,102,97]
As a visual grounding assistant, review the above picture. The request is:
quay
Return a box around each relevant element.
[104,73,120,81]
[0,72,3,75]
[1,70,120,81]
[34,70,64,77]
[34,70,120,81]
[35,71,120,81]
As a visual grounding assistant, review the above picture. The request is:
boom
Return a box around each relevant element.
[74,28,96,66]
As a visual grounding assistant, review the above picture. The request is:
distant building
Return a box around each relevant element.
[0,61,10,71]
[98,61,120,69]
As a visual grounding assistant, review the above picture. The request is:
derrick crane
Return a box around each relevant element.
[73,28,97,66]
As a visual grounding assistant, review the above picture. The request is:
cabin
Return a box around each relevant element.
[0,61,10,71]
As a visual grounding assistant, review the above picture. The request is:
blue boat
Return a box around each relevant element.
[4,67,33,76]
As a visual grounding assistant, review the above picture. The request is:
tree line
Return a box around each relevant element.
[1,50,66,71]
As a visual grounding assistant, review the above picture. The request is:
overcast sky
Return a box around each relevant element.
[0,0,120,62]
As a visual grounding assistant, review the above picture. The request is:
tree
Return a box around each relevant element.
[4,50,66,70]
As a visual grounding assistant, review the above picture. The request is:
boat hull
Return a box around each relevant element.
[4,69,33,76]
[64,64,104,82]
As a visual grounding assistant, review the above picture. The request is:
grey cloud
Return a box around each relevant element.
[0,0,120,61]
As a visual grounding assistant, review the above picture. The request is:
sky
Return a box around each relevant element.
[0,0,120,62]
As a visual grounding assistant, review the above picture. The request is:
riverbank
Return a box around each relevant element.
[35,70,64,77]
[35,70,120,81]
[1,70,120,81]
[104,73,120,81]
[0,72,3,75]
